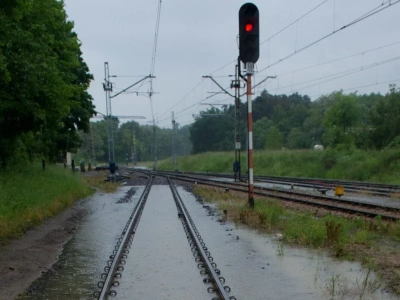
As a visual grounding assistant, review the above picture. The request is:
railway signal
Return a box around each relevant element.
[239,3,259,64]
[239,3,259,208]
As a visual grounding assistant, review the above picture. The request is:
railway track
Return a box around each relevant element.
[94,172,235,300]
[170,171,400,197]
[148,170,400,221]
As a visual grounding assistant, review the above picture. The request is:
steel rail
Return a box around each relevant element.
[157,172,400,221]
[179,171,400,194]
[154,171,400,212]
[167,177,233,300]
[96,176,153,300]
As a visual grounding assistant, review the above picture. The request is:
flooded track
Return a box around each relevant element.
[153,171,400,221]
[21,173,398,300]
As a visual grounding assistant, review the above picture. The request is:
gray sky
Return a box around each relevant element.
[64,0,400,128]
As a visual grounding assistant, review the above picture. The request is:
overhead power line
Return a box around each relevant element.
[308,77,400,98]
[157,79,204,118]
[274,41,400,77]
[260,0,329,46]
[207,0,330,77]
[275,55,400,93]
[257,0,400,74]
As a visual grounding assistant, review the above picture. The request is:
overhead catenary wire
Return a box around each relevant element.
[257,0,400,74]
[260,0,330,46]
[273,41,400,78]
[148,0,162,123]
[274,55,400,93]
[157,79,205,119]
[207,0,330,77]
[307,77,400,98]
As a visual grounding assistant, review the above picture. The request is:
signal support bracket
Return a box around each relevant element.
[245,62,254,75]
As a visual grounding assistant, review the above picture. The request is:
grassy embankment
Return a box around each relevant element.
[157,149,400,294]
[157,148,400,184]
[0,164,97,244]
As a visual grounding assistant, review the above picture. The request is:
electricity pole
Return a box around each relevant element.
[131,127,136,166]
[102,62,153,176]
[102,62,115,175]
[231,59,242,181]
[172,111,178,171]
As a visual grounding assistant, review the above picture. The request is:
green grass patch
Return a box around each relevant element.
[194,186,400,258]
[157,149,400,184]
[0,163,94,244]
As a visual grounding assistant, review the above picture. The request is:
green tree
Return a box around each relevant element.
[369,89,400,149]
[253,117,274,149]
[265,126,283,150]
[287,127,312,149]
[0,0,94,166]
[322,92,361,148]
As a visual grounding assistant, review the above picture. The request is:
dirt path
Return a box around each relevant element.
[0,201,88,300]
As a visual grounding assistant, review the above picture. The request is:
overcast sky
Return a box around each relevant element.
[64,0,400,128]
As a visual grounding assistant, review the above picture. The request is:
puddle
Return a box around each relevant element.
[178,186,399,300]
[21,184,399,300]
[21,186,142,299]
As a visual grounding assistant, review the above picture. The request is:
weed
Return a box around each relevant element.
[276,243,284,256]
[326,220,343,245]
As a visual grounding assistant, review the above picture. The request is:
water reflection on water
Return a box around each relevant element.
[178,187,398,300]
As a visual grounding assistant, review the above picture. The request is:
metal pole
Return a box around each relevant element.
[246,62,254,208]
[172,112,178,171]
[131,127,135,167]
[153,121,157,170]
[103,62,112,165]
[234,64,238,181]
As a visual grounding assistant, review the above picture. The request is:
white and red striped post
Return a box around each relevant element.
[246,62,254,208]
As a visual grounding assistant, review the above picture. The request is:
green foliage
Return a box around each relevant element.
[158,148,400,184]
[77,120,192,165]
[265,126,284,150]
[322,92,361,149]
[253,117,273,149]
[0,163,93,243]
[187,87,400,156]
[0,0,94,167]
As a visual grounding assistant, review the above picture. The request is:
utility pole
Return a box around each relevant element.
[131,127,136,166]
[102,62,116,176]
[202,75,239,179]
[90,126,95,168]
[172,111,178,171]
[231,59,242,181]
[102,62,152,177]
[152,120,157,170]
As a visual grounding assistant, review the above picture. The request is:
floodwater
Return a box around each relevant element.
[178,186,398,300]
[115,186,209,299]
[21,186,142,299]
[22,183,398,300]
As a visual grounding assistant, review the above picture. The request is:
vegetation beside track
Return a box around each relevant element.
[0,164,94,244]
[194,185,400,294]
[157,148,400,184]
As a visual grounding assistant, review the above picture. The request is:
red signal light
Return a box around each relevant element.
[245,23,253,32]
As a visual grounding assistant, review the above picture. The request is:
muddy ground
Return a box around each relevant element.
[0,173,170,300]
[0,202,89,300]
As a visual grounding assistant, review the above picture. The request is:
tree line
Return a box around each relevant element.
[77,120,192,165]
[189,86,400,153]
[0,0,95,167]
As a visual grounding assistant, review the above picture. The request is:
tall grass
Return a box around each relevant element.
[0,163,93,243]
[157,149,400,184]
[195,186,400,255]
